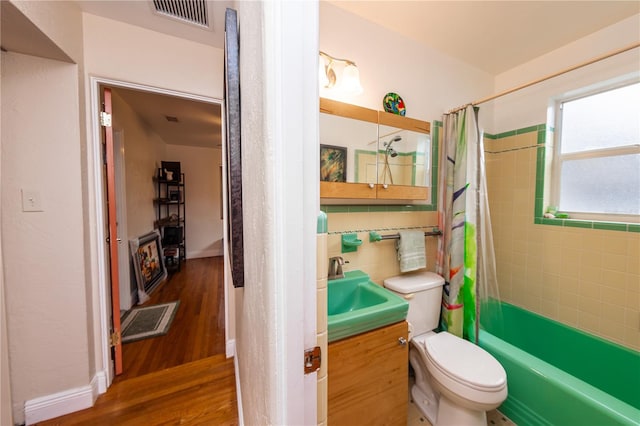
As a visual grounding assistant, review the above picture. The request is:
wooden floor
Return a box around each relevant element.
[37,256,238,425]
[119,256,226,381]
[38,355,238,425]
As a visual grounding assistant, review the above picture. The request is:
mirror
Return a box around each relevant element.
[378,125,430,188]
[320,100,378,185]
[319,98,432,201]
[375,111,431,200]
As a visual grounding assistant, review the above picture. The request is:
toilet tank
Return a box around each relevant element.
[384,272,445,337]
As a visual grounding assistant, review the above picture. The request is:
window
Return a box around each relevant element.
[552,80,640,222]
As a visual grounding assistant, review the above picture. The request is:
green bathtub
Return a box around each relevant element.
[479,301,640,426]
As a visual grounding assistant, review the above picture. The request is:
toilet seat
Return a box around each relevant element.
[423,332,506,392]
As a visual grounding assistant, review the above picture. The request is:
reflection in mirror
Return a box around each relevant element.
[378,124,431,188]
[319,112,378,184]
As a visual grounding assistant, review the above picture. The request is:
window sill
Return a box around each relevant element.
[534,217,640,233]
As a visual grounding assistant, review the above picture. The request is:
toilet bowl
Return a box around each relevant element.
[412,331,507,425]
[384,272,508,426]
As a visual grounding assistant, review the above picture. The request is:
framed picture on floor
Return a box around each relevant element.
[130,230,167,301]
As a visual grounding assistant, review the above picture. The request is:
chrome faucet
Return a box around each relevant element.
[328,256,346,280]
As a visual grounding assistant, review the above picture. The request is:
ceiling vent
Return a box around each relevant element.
[152,0,209,28]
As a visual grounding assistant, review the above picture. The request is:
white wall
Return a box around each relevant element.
[82,14,224,99]
[1,52,89,424]
[10,0,84,63]
[0,268,11,426]
[492,14,640,133]
[0,55,14,426]
[165,145,223,259]
[111,91,166,240]
[319,2,495,130]
[235,2,274,421]
[236,1,319,423]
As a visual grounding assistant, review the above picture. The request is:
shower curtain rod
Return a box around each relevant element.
[446,41,640,114]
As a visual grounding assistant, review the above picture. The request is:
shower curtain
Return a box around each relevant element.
[436,105,499,343]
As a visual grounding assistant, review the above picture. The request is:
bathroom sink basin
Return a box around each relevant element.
[328,270,409,342]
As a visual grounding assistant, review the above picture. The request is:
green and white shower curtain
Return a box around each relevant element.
[436,105,483,343]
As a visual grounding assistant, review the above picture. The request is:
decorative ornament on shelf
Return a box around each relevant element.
[383,92,406,116]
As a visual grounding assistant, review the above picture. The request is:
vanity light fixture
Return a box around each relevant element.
[319,51,363,95]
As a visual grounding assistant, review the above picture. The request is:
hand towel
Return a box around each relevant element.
[397,230,426,272]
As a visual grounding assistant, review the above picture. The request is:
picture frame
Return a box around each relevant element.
[224,8,244,288]
[129,230,167,302]
[320,144,347,182]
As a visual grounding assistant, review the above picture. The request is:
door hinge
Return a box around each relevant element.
[304,346,321,374]
[100,112,112,127]
[110,331,121,347]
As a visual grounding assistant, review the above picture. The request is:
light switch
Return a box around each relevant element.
[21,189,43,212]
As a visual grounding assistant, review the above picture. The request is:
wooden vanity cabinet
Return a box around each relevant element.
[328,321,408,426]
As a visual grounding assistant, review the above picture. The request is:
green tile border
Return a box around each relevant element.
[322,205,349,213]
[485,123,543,140]
[593,222,628,232]
[541,218,564,226]
[495,130,516,139]
[346,205,370,213]
[517,125,539,135]
[564,220,593,229]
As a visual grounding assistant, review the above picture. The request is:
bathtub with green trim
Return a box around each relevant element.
[479,301,640,426]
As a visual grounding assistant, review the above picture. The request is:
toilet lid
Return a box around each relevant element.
[424,332,506,391]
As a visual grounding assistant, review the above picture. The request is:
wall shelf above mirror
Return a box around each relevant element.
[319,97,433,202]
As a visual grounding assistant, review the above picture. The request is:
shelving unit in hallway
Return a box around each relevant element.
[154,168,186,272]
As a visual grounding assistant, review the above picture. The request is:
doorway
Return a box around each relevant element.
[91,77,227,384]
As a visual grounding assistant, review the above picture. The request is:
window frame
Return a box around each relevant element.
[551,77,640,223]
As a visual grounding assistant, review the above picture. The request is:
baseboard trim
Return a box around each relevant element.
[24,384,94,425]
[92,370,108,396]
[226,338,236,358]
[234,352,244,426]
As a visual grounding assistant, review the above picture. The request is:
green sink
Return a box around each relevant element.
[328,270,409,342]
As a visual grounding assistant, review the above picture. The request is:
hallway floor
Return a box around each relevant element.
[117,256,226,381]
[37,354,238,425]
[36,257,237,425]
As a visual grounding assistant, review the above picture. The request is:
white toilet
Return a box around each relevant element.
[384,272,507,426]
